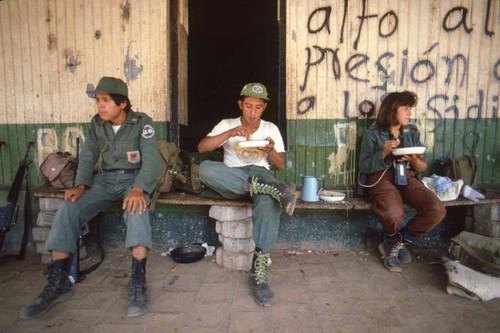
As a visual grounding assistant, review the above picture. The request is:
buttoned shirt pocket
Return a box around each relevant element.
[123,142,141,164]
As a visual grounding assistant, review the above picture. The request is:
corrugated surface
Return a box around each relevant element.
[0,0,170,185]
[286,0,500,186]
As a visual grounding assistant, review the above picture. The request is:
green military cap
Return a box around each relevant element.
[240,82,270,101]
[87,77,128,97]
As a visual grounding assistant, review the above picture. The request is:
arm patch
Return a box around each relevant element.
[142,125,155,139]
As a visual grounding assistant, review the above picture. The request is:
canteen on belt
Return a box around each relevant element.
[301,176,324,202]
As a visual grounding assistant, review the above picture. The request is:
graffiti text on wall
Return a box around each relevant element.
[297,0,499,119]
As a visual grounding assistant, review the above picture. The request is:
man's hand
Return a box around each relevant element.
[64,185,85,202]
[229,125,252,139]
[258,136,275,154]
[123,187,146,215]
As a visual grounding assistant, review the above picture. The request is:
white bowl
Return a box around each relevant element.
[392,146,426,156]
[319,191,346,202]
[237,140,269,148]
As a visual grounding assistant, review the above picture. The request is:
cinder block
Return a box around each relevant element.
[215,247,252,271]
[39,198,64,211]
[492,222,500,238]
[32,226,51,241]
[218,234,224,244]
[209,205,252,221]
[35,241,49,254]
[491,204,500,221]
[221,218,253,239]
[215,247,223,266]
[215,221,222,234]
[474,219,499,238]
[474,205,491,220]
[36,211,57,227]
[41,253,52,264]
[222,237,255,253]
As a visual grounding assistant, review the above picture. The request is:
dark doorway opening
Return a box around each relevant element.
[181,0,281,152]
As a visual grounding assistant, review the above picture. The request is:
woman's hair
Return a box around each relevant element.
[376,91,417,130]
[109,93,132,112]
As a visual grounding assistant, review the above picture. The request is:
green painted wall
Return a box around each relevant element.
[0,122,169,187]
[1,118,498,188]
[283,119,500,187]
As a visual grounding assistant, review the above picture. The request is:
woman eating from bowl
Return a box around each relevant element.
[359,91,446,272]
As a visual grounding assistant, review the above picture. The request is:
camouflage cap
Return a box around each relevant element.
[240,82,270,101]
[87,77,128,97]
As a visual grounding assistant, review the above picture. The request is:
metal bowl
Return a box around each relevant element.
[170,244,206,263]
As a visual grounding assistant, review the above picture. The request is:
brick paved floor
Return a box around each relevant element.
[1,249,499,333]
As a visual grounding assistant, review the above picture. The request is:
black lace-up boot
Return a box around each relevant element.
[398,238,412,264]
[378,232,404,272]
[247,176,297,216]
[19,258,73,320]
[127,257,147,317]
[249,248,275,307]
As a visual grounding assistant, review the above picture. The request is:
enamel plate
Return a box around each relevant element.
[237,140,269,148]
[319,191,346,202]
[392,146,427,156]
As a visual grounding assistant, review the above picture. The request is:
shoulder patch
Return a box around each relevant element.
[142,125,155,139]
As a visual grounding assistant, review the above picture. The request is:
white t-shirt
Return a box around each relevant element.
[207,117,285,169]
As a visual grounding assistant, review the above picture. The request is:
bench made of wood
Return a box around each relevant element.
[34,190,500,210]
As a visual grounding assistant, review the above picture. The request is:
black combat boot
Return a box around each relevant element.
[249,248,275,307]
[19,258,73,320]
[378,232,404,272]
[247,176,297,216]
[127,257,147,317]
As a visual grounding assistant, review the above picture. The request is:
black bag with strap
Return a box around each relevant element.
[150,141,203,210]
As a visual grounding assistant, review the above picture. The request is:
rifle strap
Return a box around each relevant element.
[18,170,31,260]
[79,219,105,278]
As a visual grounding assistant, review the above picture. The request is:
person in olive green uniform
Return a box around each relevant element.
[20,77,161,320]
[359,91,446,272]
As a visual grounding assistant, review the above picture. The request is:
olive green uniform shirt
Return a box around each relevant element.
[359,123,423,174]
[75,110,161,194]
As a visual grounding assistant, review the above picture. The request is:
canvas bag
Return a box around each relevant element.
[40,152,78,189]
[150,141,203,209]
[439,155,477,187]
[449,231,500,277]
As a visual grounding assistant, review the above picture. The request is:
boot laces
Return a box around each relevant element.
[249,176,281,201]
[129,273,145,301]
[253,253,270,285]
[390,241,404,258]
[39,262,62,300]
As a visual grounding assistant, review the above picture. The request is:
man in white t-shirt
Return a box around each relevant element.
[197,82,296,308]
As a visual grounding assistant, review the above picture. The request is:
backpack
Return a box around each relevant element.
[150,141,203,209]
[437,155,477,187]
[40,152,78,190]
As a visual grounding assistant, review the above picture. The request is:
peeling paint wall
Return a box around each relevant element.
[0,0,170,185]
[286,0,500,186]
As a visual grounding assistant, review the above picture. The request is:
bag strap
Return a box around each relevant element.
[150,191,161,211]
[80,220,105,278]
[357,163,393,188]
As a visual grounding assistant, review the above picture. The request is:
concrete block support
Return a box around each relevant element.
[209,205,252,221]
[32,226,51,242]
[36,211,57,227]
[491,204,500,221]
[215,247,252,271]
[39,198,64,212]
[212,205,254,271]
[474,204,500,237]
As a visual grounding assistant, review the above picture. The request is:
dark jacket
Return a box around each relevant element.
[75,111,161,194]
[359,123,423,174]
